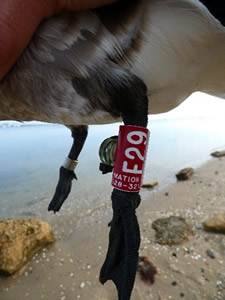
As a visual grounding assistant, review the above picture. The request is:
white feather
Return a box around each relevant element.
[132,0,225,113]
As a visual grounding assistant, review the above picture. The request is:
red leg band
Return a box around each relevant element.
[112,125,150,192]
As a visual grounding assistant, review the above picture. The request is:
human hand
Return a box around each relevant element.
[0,0,118,80]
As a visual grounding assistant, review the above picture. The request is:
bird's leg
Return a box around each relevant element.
[48,125,88,212]
[100,95,149,300]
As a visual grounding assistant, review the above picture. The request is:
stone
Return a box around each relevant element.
[203,214,225,233]
[176,168,194,181]
[142,181,159,189]
[206,249,215,259]
[152,216,194,245]
[0,219,55,275]
[211,151,225,158]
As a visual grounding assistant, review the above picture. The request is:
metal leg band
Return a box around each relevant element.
[63,157,78,171]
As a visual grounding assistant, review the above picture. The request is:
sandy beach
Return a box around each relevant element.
[0,156,225,300]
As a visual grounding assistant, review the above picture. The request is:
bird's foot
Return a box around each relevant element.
[100,189,141,300]
[48,166,76,213]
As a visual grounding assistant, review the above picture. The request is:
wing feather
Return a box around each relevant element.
[22,1,148,78]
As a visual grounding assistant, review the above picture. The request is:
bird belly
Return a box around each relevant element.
[130,0,224,114]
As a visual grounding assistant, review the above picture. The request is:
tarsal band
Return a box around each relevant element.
[63,157,78,171]
[112,125,149,192]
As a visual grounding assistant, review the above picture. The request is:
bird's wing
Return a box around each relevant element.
[27,1,148,78]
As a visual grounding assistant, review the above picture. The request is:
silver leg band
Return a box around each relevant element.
[63,157,78,171]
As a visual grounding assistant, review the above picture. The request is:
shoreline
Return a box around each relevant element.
[1,157,225,300]
[1,116,225,220]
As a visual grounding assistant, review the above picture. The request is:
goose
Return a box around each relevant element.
[1,0,225,299]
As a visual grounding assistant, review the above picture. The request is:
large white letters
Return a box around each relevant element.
[122,130,147,174]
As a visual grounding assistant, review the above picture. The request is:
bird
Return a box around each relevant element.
[1,0,225,299]
[1,0,225,123]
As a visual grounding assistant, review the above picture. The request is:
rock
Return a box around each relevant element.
[152,216,194,245]
[203,214,225,233]
[142,181,159,189]
[0,219,55,275]
[206,249,215,259]
[176,168,194,181]
[211,150,225,158]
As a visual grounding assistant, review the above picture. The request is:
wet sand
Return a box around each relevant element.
[0,157,225,300]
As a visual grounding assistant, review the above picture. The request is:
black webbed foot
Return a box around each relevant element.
[100,189,141,300]
[48,166,76,212]
[48,125,88,213]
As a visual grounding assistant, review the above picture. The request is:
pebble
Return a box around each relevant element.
[203,214,225,233]
[180,293,185,297]
[217,280,222,286]
[142,181,159,188]
[211,150,225,157]
[206,249,215,259]
[80,282,85,289]
[176,167,194,180]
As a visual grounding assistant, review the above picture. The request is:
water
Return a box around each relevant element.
[1,114,225,219]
